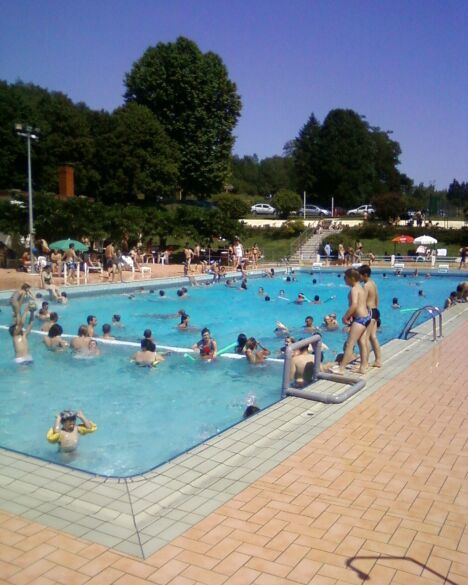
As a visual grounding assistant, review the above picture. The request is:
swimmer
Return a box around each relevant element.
[323,313,339,331]
[274,320,289,337]
[235,333,248,354]
[9,283,33,321]
[178,311,190,330]
[244,337,270,364]
[9,303,35,362]
[140,328,153,347]
[70,325,90,352]
[312,295,321,304]
[132,338,165,366]
[47,410,96,452]
[225,279,236,287]
[240,278,248,290]
[159,290,165,297]
[243,405,260,418]
[37,301,50,321]
[258,287,265,296]
[41,311,59,333]
[304,316,316,333]
[101,323,114,340]
[338,268,370,375]
[192,328,218,360]
[86,315,97,337]
[392,297,400,309]
[265,295,271,301]
[418,289,425,297]
[278,289,286,298]
[43,324,69,350]
[86,339,100,356]
[294,292,307,304]
[290,344,316,387]
[58,292,68,304]
[112,314,123,327]
[444,292,457,309]
[279,335,296,357]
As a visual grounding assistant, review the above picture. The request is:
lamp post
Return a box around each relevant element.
[15,124,39,272]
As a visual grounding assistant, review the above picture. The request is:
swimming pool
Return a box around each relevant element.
[0,269,459,477]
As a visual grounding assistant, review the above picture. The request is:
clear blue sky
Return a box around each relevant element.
[1,0,466,189]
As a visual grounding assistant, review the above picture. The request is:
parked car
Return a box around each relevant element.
[347,204,375,216]
[250,203,276,215]
[298,204,331,217]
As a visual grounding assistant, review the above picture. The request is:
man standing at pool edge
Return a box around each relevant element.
[359,265,382,368]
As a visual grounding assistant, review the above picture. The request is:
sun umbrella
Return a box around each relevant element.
[392,235,414,244]
[49,238,88,252]
[414,235,437,245]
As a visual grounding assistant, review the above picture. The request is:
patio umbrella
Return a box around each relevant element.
[49,238,88,252]
[414,235,437,245]
[392,235,414,244]
[391,234,414,255]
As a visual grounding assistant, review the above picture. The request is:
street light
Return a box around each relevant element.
[15,123,39,272]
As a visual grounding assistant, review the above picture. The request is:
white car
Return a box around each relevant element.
[250,203,276,215]
[347,204,375,216]
[299,205,331,217]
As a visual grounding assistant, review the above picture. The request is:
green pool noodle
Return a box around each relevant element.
[217,342,237,356]
[183,352,196,361]
[400,307,418,313]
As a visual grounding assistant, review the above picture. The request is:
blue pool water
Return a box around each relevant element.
[0,270,459,476]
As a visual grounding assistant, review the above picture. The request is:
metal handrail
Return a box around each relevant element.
[288,225,315,259]
[398,305,443,341]
[282,334,366,404]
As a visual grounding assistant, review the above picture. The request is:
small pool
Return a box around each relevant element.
[0,269,459,477]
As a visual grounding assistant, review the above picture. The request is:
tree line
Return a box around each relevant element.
[1,35,465,221]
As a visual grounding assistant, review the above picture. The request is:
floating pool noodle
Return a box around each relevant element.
[400,308,418,313]
[277,296,290,301]
[217,342,237,356]
[324,296,336,303]
[183,352,196,361]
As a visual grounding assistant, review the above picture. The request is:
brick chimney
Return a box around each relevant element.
[58,164,75,199]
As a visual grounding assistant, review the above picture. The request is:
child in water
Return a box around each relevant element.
[47,410,96,452]
[392,297,400,309]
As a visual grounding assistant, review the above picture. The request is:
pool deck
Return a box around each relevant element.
[0,287,467,584]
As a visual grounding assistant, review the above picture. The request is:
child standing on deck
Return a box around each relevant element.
[339,268,371,375]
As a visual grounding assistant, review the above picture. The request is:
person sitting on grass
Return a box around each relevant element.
[46,410,96,452]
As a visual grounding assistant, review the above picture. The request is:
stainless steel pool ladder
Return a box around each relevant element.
[282,334,366,404]
[398,305,443,341]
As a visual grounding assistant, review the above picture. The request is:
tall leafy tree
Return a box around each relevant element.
[291,113,321,197]
[124,37,241,197]
[95,103,180,204]
[317,109,375,207]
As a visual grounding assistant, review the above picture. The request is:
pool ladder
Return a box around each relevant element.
[399,305,443,341]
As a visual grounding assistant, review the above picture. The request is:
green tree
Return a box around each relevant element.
[447,179,468,207]
[212,193,250,219]
[291,113,321,197]
[317,109,375,208]
[272,189,302,219]
[372,192,405,221]
[124,37,241,197]
[230,154,260,195]
[95,103,180,204]
[369,128,403,193]
[258,156,295,195]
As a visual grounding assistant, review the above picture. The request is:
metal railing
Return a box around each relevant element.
[399,305,443,341]
[282,334,366,404]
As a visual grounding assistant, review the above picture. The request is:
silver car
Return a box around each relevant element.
[298,205,331,217]
[250,203,276,215]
